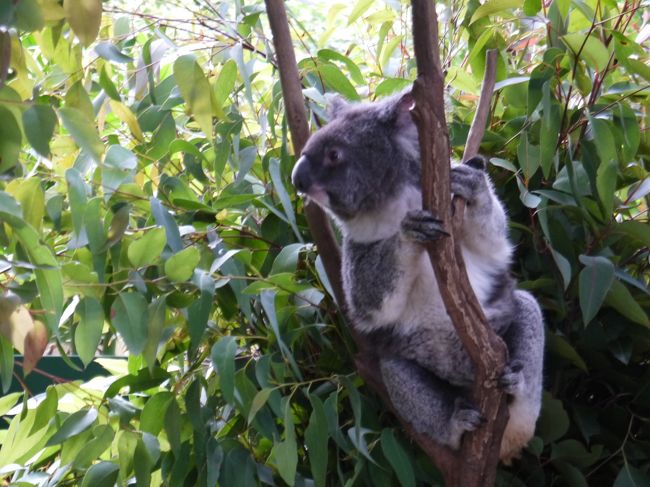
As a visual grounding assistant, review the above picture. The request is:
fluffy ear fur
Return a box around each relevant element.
[378,91,415,130]
[325,93,350,120]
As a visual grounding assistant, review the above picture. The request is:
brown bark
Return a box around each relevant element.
[410,2,508,486]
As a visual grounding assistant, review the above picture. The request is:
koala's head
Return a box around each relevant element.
[291,91,420,221]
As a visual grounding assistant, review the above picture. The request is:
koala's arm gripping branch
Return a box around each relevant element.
[410,2,508,486]
[264,0,345,308]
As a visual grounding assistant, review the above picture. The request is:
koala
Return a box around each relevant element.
[291,91,544,463]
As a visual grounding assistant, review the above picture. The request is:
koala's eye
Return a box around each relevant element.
[327,149,341,164]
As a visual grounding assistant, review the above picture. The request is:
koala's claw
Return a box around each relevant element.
[451,164,487,205]
[401,210,449,242]
[499,360,525,396]
[447,398,484,448]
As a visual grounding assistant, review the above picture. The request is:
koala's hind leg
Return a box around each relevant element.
[499,290,545,463]
[380,356,483,449]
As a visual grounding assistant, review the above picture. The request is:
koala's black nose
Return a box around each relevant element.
[291,155,312,193]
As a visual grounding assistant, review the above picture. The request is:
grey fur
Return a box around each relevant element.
[292,91,544,459]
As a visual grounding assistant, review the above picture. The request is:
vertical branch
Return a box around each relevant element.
[264,0,345,308]
[463,50,498,162]
[410,1,508,486]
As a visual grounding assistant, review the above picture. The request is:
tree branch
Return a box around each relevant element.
[463,49,498,162]
[264,0,345,308]
[410,2,508,486]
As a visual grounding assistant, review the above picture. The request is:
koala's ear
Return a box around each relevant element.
[325,93,350,120]
[464,156,486,170]
[380,90,415,129]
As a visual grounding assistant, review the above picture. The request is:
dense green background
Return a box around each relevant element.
[0,0,648,485]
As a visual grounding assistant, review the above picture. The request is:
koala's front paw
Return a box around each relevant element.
[448,398,484,448]
[401,210,449,242]
[499,360,525,396]
[451,163,488,205]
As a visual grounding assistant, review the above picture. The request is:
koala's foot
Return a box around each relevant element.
[448,398,484,448]
[401,210,449,242]
[451,162,489,206]
[499,360,525,396]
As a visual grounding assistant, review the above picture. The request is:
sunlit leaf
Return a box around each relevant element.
[562,33,610,72]
[64,0,102,47]
[174,54,214,142]
[75,297,104,367]
[111,292,148,355]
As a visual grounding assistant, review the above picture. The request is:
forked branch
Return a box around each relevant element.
[410,1,507,486]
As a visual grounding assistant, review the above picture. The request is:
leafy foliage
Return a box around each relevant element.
[0,0,648,485]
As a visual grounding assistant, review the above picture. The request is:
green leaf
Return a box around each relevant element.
[128,227,166,268]
[65,168,88,239]
[80,462,119,487]
[0,192,63,332]
[0,392,21,416]
[111,292,148,355]
[562,33,610,72]
[614,465,650,487]
[605,280,649,327]
[347,0,373,24]
[546,333,588,371]
[470,0,520,23]
[613,221,650,248]
[22,104,57,157]
[214,59,238,107]
[375,77,413,97]
[72,424,114,469]
[46,408,98,445]
[164,398,182,457]
[211,336,237,405]
[15,0,44,31]
[63,0,102,47]
[150,197,182,252]
[305,395,328,487]
[517,135,540,180]
[0,105,22,173]
[95,41,133,63]
[0,335,13,393]
[174,54,214,142]
[540,82,561,178]
[537,392,570,443]
[318,49,364,85]
[523,0,541,15]
[65,80,95,120]
[164,246,200,282]
[75,297,104,367]
[5,177,45,231]
[578,255,615,325]
[247,388,272,424]
[317,64,360,101]
[143,296,167,371]
[99,66,121,101]
[59,107,104,163]
[141,391,174,435]
[272,400,298,486]
[381,429,416,487]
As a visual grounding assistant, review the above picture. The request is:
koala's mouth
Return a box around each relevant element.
[304,185,331,208]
